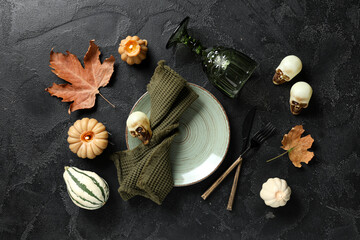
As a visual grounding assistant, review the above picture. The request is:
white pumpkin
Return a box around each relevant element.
[260,177,291,208]
[63,166,109,210]
[67,118,108,159]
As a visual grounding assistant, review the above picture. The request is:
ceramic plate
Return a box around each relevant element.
[126,83,230,187]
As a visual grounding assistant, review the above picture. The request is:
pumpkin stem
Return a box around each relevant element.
[64,166,69,171]
[275,191,284,200]
[98,92,115,108]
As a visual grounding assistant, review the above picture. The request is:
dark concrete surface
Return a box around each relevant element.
[0,0,359,239]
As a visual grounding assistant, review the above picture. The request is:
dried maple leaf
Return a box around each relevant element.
[45,40,115,114]
[281,125,314,168]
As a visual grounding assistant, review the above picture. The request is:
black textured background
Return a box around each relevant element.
[1,0,359,239]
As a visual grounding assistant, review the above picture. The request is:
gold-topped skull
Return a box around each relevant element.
[273,55,302,85]
[289,81,313,115]
[126,111,152,145]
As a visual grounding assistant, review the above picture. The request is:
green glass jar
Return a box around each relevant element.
[166,17,258,98]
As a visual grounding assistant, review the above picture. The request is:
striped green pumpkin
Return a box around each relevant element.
[63,166,109,210]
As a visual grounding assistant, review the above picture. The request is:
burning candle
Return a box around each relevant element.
[118,36,148,65]
[67,118,108,159]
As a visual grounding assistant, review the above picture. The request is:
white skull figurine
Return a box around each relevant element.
[289,81,313,115]
[273,55,302,85]
[126,111,152,145]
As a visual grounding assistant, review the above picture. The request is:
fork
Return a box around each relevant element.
[201,123,276,200]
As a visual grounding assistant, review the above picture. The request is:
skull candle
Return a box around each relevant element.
[289,81,313,115]
[273,55,302,85]
[126,111,152,145]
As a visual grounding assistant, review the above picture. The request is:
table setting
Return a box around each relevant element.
[0,1,359,239]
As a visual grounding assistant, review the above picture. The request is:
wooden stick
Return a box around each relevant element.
[226,162,242,211]
[201,157,243,200]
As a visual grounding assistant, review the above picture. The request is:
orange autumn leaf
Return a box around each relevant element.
[281,125,314,168]
[45,40,115,114]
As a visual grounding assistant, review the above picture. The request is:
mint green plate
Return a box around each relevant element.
[126,83,230,187]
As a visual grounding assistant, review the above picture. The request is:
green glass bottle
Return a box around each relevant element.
[166,17,258,98]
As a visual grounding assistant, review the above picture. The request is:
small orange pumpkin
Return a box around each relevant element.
[67,118,108,159]
[118,36,148,65]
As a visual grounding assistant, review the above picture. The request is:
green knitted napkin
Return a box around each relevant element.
[110,60,199,205]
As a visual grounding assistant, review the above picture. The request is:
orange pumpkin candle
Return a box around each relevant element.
[67,118,108,159]
[118,36,148,65]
